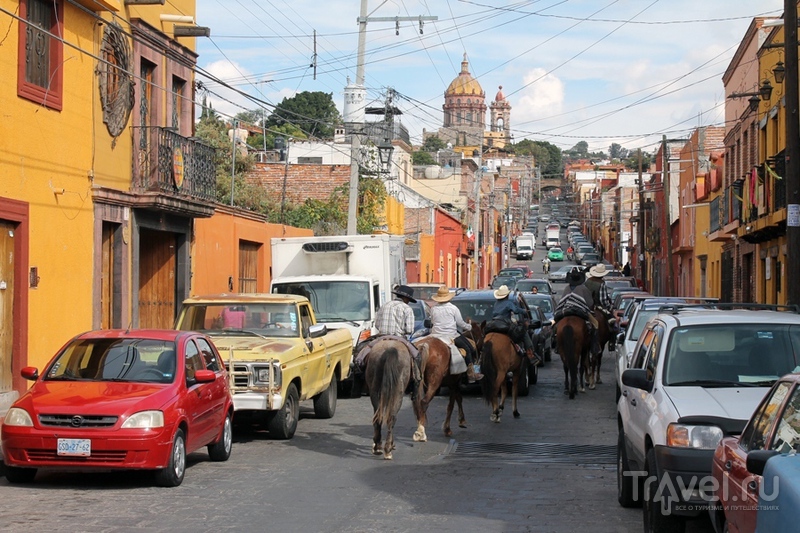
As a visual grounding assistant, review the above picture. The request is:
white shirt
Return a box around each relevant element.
[430,302,471,339]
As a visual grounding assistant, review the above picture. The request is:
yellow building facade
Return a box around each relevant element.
[0,0,207,409]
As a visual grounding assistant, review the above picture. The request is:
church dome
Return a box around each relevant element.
[446,54,484,97]
[495,86,505,102]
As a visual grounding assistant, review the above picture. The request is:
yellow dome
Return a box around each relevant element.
[446,54,483,96]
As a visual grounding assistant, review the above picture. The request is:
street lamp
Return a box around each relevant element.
[728,79,774,112]
[377,139,394,174]
[773,61,786,84]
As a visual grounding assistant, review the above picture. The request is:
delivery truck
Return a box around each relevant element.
[515,234,535,260]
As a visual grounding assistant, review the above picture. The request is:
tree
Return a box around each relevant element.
[412,151,437,165]
[266,91,341,139]
[571,141,589,158]
[510,139,563,179]
[422,135,446,152]
[609,143,622,160]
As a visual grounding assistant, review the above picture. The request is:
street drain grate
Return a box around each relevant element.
[446,441,616,465]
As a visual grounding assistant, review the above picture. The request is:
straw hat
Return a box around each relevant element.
[493,285,511,299]
[589,264,610,278]
[431,286,454,303]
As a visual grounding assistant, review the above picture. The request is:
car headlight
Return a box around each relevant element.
[121,410,164,429]
[255,365,282,387]
[666,423,723,449]
[4,407,33,427]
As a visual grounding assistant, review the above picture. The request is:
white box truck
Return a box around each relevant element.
[545,227,560,249]
[515,234,535,260]
[269,234,407,349]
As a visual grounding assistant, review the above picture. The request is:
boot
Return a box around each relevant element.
[526,349,542,367]
[467,363,484,383]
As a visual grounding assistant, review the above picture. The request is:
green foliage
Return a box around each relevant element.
[266,91,341,139]
[412,151,437,166]
[421,136,446,152]
[510,139,563,179]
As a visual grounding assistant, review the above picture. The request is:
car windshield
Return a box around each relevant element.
[410,302,427,321]
[498,269,525,278]
[46,338,177,383]
[491,277,518,289]
[664,324,800,387]
[272,280,371,322]
[452,298,497,323]
[629,310,657,341]
[178,303,301,337]
[524,296,553,313]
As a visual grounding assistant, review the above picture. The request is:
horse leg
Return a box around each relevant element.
[384,414,396,460]
[443,391,455,437]
[372,418,383,455]
[511,373,520,419]
[563,362,569,395]
[489,378,503,422]
[455,385,467,428]
[413,371,437,443]
[596,352,603,384]
[588,355,596,390]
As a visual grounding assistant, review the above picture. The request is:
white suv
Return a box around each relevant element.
[616,305,800,533]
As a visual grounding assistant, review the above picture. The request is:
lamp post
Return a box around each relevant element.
[785,0,800,306]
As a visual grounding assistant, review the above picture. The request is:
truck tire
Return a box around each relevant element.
[617,430,638,508]
[643,448,685,533]
[268,383,299,439]
[313,374,337,419]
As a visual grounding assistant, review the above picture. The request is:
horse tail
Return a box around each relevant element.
[373,346,403,426]
[480,339,497,405]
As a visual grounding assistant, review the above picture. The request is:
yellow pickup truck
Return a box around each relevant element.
[174,294,353,439]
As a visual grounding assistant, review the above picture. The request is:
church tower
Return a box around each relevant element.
[488,86,512,148]
[438,53,486,152]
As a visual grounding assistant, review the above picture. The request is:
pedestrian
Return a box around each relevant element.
[491,285,540,366]
[622,261,631,277]
[429,286,483,382]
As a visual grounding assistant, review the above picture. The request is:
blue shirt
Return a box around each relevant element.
[493,297,524,320]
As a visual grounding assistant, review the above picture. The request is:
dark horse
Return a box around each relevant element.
[411,321,484,441]
[364,338,424,459]
[555,315,590,399]
[587,308,613,390]
[480,332,523,422]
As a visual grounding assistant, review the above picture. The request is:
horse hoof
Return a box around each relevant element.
[458,421,467,429]
[579,387,586,393]
[384,453,393,460]
[596,378,603,384]
[589,384,596,390]
[413,430,427,442]
[569,393,576,400]
[372,444,382,455]
[513,410,520,419]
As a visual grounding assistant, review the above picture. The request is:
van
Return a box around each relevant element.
[546,236,560,249]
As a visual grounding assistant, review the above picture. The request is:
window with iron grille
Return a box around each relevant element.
[17,0,63,110]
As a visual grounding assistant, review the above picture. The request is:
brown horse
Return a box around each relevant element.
[364,338,424,459]
[555,315,590,399]
[480,332,524,422]
[411,322,484,441]
[587,308,613,390]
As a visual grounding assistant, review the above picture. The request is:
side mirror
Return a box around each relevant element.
[194,369,216,383]
[746,449,780,476]
[616,332,626,345]
[308,323,328,338]
[423,318,432,329]
[621,368,653,393]
[21,367,39,381]
[530,319,542,329]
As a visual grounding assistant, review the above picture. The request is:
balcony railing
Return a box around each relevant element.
[709,196,721,233]
[133,126,216,202]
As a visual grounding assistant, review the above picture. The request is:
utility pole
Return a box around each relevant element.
[663,135,675,296]
[637,148,646,290]
[786,0,800,305]
[472,151,482,289]
[280,139,290,224]
[346,2,438,235]
[229,119,237,206]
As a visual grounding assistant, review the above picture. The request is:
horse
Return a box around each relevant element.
[480,332,524,422]
[411,321,485,442]
[587,308,613,390]
[555,315,590,399]
[363,338,424,460]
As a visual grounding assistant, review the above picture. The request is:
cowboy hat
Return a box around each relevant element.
[493,285,511,299]
[589,264,610,278]
[431,285,454,303]
[392,285,417,303]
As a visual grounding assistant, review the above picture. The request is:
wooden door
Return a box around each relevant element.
[238,240,259,293]
[0,221,15,392]
[101,222,117,329]
[138,229,176,328]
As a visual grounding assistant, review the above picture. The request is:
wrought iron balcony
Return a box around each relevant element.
[133,126,216,205]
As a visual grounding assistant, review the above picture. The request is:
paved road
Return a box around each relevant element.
[0,351,715,533]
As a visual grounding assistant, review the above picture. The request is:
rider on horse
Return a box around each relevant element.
[428,286,484,383]
[583,264,616,336]
[556,269,601,357]
[353,285,420,371]
[488,285,541,366]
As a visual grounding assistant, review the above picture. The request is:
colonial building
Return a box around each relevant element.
[438,54,487,153]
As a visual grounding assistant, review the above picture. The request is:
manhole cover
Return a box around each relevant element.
[447,441,616,465]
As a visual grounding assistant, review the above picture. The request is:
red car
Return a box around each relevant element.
[2,329,233,487]
[510,264,533,278]
[710,373,800,533]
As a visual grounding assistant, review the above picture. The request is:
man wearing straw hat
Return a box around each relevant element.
[491,285,540,366]
[429,286,483,382]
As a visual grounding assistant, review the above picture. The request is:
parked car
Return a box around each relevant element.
[515,278,555,295]
[617,305,800,531]
[580,252,601,267]
[521,292,557,362]
[407,283,444,303]
[547,247,565,261]
[511,264,534,278]
[490,275,518,290]
[604,277,638,291]
[575,245,595,262]
[710,373,800,533]
[497,267,528,279]
[1,329,234,486]
[548,265,576,283]
[409,299,432,334]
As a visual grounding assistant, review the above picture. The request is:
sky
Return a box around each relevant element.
[193,0,784,154]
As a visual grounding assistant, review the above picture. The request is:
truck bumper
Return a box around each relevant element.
[233,392,282,411]
[654,445,715,517]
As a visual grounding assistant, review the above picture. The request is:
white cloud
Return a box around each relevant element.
[514,68,565,127]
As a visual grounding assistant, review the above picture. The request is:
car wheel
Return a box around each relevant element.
[207,412,233,462]
[313,374,338,419]
[267,383,299,439]
[643,447,685,533]
[617,430,638,507]
[4,465,37,484]
[155,428,186,487]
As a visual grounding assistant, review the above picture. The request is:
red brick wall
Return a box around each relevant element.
[245,163,351,203]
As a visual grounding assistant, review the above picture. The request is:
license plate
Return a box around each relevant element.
[57,438,91,457]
